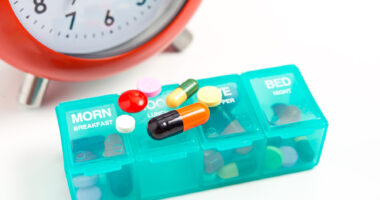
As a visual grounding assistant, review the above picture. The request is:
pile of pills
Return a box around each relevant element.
[116,77,162,134]
[147,78,225,140]
[263,135,315,171]
[116,76,225,140]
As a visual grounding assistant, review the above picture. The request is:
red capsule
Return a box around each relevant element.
[118,90,148,113]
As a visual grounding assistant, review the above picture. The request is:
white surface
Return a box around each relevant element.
[1,0,380,199]
[9,0,176,54]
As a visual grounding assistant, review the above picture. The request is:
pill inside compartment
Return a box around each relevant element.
[192,75,266,185]
[241,65,328,175]
[129,84,204,199]
[62,95,133,165]
[59,95,137,200]
[262,132,323,175]
[70,164,136,200]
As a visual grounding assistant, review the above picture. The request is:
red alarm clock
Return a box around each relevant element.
[0,0,201,107]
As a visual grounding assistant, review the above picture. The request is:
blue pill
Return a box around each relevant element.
[72,175,99,188]
[76,186,102,200]
[280,146,298,167]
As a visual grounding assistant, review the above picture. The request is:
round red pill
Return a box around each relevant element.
[118,90,148,113]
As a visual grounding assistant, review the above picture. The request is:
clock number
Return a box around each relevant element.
[33,0,47,14]
[104,10,115,27]
[65,12,76,30]
[137,0,146,6]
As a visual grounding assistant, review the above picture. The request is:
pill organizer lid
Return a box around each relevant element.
[127,84,201,163]
[241,65,328,138]
[193,75,265,150]
[56,95,135,174]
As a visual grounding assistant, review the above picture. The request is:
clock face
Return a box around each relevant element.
[9,0,185,57]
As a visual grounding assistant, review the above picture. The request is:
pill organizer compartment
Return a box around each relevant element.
[192,75,266,186]
[56,95,138,200]
[241,65,328,176]
[128,84,203,199]
[69,164,137,200]
[57,95,134,166]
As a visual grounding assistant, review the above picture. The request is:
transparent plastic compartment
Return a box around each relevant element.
[261,128,325,175]
[69,164,137,200]
[241,65,326,131]
[191,75,266,186]
[241,65,328,176]
[128,84,203,199]
[57,95,134,167]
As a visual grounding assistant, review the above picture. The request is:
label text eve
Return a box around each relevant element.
[220,86,236,105]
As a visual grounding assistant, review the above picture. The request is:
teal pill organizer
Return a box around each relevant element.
[56,65,328,200]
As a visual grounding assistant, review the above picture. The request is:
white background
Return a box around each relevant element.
[1,0,379,199]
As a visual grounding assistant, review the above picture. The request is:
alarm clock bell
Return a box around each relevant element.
[0,0,201,107]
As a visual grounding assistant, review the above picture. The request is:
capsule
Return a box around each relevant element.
[147,103,210,140]
[294,136,315,162]
[166,79,199,108]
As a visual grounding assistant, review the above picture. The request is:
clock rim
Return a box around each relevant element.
[0,0,201,82]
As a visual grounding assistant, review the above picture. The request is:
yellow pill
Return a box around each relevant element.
[197,86,222,107]
[166,79,199,108]
[166,88,188,108]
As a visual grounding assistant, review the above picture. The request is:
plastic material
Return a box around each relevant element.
[0,1,202,81]
[56,65,328,200]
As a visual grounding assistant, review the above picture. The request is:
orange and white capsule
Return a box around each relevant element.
[147,103,210,140]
